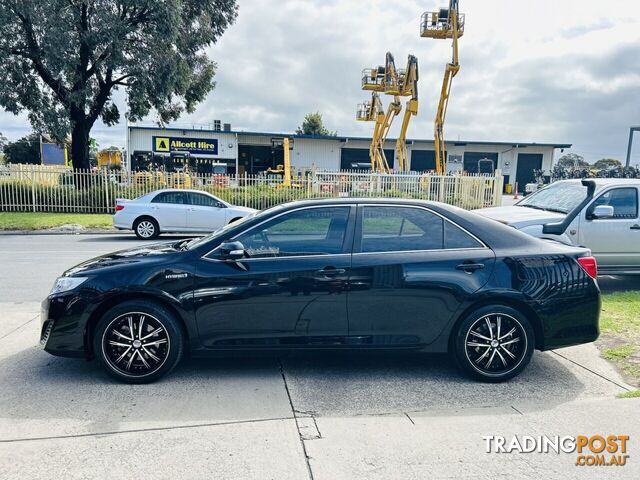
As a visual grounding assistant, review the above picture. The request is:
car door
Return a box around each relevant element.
[578,186,640,268]
[347,205,495,346]
[150,191,187,230]
[186,192,228,231]
[194,205,355,348]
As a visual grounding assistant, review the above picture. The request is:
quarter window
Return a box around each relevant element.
[235,207,350,258]
[361,206,443,252]
[588,188,638,219]
[444,221,483,249]
[151,192,186,204]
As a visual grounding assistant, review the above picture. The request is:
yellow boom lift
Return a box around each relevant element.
[421,0,465,174]
[395,55,419,172]
[266,137,296,188]
[358,52,403,173]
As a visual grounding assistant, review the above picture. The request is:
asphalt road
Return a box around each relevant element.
[1,233,639,479]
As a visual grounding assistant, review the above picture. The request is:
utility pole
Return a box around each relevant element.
[626,126,640,167]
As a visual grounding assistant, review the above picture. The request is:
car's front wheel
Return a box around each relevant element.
[134,217,159,240]
[453,305,534,382]
[93,300,184,383]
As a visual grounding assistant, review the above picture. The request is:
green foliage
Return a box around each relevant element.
[599,291,640,387]
[3,133,40,164]
[0,1,238,168]
[556,153,588,168]
[296,112,337,136]
[0,131,7,151]
[602,344,636,361]
[618,390,640,399]
[0,212,112,230]
[593,158,622,169]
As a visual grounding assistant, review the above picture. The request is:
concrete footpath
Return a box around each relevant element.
[1,302,638,480]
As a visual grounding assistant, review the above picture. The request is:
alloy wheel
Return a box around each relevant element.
[101,312,170,377]
[464,313,527,376]
[136,220,155,238]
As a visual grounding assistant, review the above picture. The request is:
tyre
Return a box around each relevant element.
[93,300,184,384]
[228,217,243,225]
[453,305,534,382]
[134,217,159,240]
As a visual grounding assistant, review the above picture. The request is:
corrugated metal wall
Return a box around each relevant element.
[129,127,558,174]
[291,138,341,170]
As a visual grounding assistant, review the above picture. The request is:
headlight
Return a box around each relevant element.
[50,276,88,295]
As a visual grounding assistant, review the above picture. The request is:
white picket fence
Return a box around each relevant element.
[0,165,503,213]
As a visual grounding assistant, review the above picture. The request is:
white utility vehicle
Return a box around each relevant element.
[475,179,640,275]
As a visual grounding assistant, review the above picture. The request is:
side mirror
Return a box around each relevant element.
[218,241,245,260]
[591,205,614,219]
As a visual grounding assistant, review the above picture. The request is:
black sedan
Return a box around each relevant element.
[41,198,601,383]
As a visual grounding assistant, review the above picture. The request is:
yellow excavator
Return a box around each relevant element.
[395,55,419,172]
[358,52,403,173]
[421,0,465,174]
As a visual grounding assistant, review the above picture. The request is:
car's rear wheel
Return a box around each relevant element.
[454,305,534,382]
[134,217,159,240]
[93,300,184,383]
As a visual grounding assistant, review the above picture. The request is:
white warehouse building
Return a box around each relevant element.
[127,125,571,191]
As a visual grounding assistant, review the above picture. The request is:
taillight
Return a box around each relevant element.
[577,256,597,279]
[115,204,125,212]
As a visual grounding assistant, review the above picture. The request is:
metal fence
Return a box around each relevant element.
[0,165,503,213]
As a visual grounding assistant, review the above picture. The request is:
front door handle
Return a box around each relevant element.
[316,267,346,277]
[456,262,485,273]
[630,225,640,230]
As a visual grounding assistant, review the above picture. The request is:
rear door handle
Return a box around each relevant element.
[456,262,485,273]
[316,267,346,277]
[631,225,640,230]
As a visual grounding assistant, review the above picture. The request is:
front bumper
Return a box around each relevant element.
[40,294,89,358]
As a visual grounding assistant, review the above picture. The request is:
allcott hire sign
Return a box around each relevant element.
[153,136,219,156]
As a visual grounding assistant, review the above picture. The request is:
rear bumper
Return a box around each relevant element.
[537,285,601,351]
[112,212,135,230]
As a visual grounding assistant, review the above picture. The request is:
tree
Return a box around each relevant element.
[0,131,7,164]
[556,153,588,168]
[0,1,238,169]
[3,133,40,164]
[296,112,337,136]
[593,158,622,170]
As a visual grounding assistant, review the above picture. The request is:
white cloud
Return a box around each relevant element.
[1,0,640,163]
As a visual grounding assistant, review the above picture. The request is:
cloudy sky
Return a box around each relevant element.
[1,0,640,163]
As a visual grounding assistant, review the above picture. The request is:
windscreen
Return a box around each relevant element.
[517,182,588,214]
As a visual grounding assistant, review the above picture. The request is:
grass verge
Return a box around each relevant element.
[0,212,113,230]
[617,390,640,399]
[598,291,640,388]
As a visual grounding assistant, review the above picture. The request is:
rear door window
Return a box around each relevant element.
[360,206,444,252]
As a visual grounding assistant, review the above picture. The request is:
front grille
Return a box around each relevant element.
[40,320,54,346]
